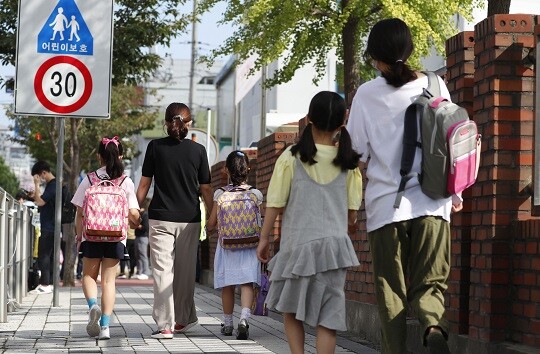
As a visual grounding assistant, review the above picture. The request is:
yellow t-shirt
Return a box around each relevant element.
[266,145,363,210]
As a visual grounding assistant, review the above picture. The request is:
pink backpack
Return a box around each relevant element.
[83,172,129,242]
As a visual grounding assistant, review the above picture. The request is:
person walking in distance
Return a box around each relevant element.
[133,198,150,280]
[28,161,58,295]
[346,18,463,354]
[136,103,213,339]
[71,136,141,340]
[257,91,362,354]
[206,150,262,340]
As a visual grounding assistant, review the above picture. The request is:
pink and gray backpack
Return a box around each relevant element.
[216,184,262,249]
[82,172,129,242]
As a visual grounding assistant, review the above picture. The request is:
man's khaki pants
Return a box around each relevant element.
[368,216,450,354]
[149,220,200,331]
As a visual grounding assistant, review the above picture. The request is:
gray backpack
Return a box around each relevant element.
[394,72,481,208]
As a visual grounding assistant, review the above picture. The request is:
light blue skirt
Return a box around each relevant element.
[213,243,261,289]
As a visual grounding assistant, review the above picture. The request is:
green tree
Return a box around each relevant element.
[0,0,191,286]
[0,156,20,196]
[199,0,482,103]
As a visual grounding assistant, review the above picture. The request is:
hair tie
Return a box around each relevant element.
[395,59,403,63]
[102,135,120,148]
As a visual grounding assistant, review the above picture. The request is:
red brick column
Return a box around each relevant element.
[445,30,475,335]
[256,132,297,256]
[468,14,537,343]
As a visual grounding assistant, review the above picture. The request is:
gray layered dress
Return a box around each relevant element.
[265,159,360,331]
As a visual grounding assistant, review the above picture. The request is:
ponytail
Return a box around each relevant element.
[290,123,318,165]
[98,136,124,179]
[333,126,361,170]
[381,60,417,88]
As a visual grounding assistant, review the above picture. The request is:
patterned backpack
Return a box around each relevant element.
[82,172,129,242]
[216,184,262,249]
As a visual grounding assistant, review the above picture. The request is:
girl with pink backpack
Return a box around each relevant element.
[71,136,141,340]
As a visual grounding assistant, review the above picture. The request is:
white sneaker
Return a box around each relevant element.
[29,284,53,295]
[87,305,102,337]
[137,274,149,280]
[98,326,110,340]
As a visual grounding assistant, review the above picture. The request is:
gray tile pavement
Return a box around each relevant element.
[0,284,379,353]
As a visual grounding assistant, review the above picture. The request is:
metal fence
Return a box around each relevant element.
[0,188,35,322]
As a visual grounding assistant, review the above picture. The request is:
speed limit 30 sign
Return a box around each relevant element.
[34,56,92,114]
[15,0,113,118]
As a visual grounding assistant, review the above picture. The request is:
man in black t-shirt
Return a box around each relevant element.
[137,103,213,339]
[28,161,57,294]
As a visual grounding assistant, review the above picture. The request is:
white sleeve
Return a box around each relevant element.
[123,177,140,210]
[213,188,224,201]
[347,90,370,162]
[252,189,264,206]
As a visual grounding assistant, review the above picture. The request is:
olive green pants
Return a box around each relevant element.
[368,216,450,354]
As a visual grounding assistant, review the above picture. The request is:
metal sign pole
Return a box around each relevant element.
[52,117,64,307]
[206,108,211,161]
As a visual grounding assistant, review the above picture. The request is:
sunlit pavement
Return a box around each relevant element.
[0,283,378,353]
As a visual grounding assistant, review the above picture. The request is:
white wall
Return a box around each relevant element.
[234,51,338,149]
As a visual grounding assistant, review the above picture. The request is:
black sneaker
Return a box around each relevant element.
[426,331,450,354]
[236,318,249,340]
[220,323,233,336]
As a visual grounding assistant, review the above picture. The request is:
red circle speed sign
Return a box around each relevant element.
[34,55,93,114]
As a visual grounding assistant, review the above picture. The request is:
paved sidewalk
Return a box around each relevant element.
[0,283,379,353]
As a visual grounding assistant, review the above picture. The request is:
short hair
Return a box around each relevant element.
[31,161,51,176]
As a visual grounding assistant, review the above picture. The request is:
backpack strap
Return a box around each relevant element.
[423,71,442,99]
[87,171,100,186]
[88,171,126,186]
[394,103,422,208]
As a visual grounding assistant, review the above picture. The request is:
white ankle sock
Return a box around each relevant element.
[240,307,251,320]
[223,314,233,327]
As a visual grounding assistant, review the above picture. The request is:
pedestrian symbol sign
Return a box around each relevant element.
[37,0,93,56]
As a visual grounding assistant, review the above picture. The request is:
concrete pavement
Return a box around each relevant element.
[0,282,379,353]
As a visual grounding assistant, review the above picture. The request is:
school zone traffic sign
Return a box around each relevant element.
[15,0,113,118]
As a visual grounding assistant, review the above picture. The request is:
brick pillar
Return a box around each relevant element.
[468,14,537,343]
[445,30,475,335]
[256,132,297,256]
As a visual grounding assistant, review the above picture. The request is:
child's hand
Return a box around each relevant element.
[257,237,270,263]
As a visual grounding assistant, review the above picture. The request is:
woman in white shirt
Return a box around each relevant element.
[346,18,462,354]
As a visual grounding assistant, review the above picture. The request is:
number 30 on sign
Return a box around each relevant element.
[34,55,93,114]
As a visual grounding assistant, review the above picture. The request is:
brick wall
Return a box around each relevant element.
[256,132,297,255]
[445,30,475,335]
[448,14,540,348]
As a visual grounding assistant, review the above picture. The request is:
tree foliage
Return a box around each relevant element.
[0,156,20,196]
[199,0,482,101]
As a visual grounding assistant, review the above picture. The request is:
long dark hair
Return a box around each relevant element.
[291,91,360,170]
[165,102,191,141]
[98,136,124,179]
[226,150,250,186]
[366,18,417,88]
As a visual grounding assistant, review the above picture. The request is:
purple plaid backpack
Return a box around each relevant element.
[216,185,262,249]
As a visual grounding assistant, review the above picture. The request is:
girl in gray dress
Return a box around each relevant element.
[257,91,362,354]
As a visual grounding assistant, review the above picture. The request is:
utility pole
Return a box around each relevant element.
[188,0,197,115]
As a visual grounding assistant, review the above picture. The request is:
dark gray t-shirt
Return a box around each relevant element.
[141,136,211,223]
